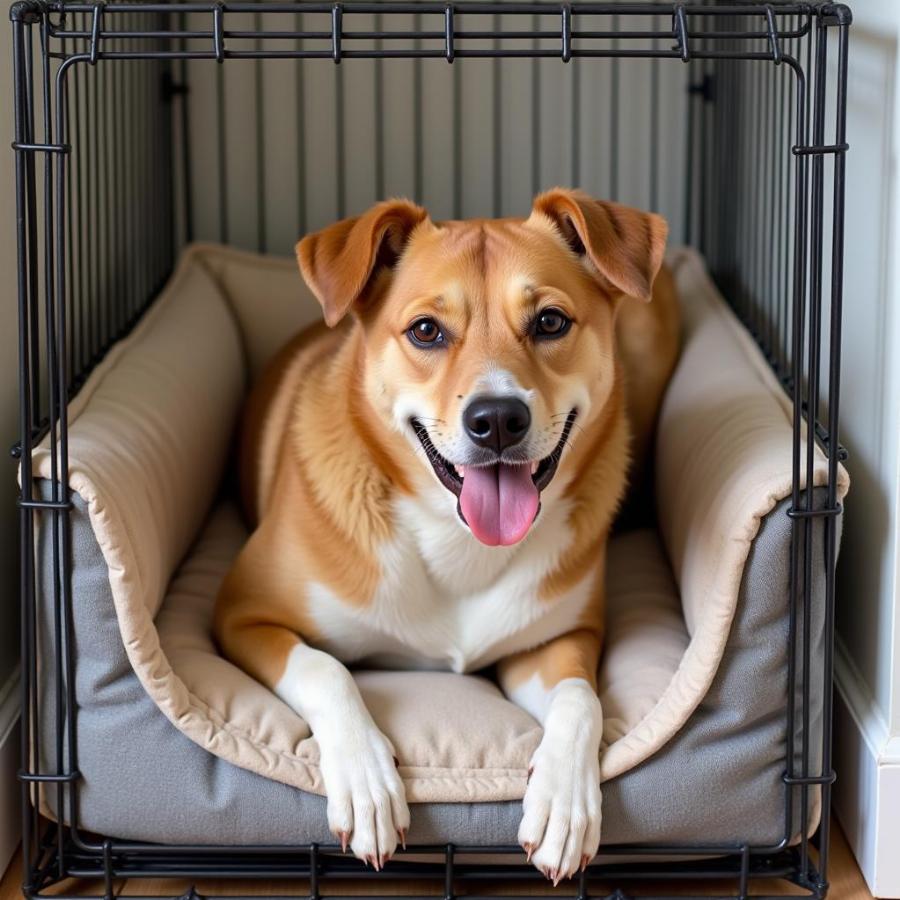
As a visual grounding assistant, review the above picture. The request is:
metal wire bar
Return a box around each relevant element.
[815,19,849,892]
[50,26,814,41]
[374,11,384,202]
[37,2,833,16]
[608,13,618,198]
[295,9,307,235]
[44,46,821,62]
[412,9,422,203]
[530,11,539,194]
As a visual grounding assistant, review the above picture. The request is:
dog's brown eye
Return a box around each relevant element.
[408,317,445,348]
[534,308,571,339]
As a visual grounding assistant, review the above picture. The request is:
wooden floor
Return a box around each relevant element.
[0,819,873,900]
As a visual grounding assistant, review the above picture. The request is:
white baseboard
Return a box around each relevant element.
[0,665,21,880]
[834,638,900,898]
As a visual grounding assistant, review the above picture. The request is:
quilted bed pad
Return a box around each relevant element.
[29,243,849,804]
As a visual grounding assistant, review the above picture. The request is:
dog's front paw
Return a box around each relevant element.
[518,681,603,883]
[519,739,602,883]
[316,722,410,869]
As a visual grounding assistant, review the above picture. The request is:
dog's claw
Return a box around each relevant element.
[522,842,534,863]
[366,854,379,871]
[580,854,591,873]
[551,868,562,886]
[338,831,349,853]
[397,828,407,850]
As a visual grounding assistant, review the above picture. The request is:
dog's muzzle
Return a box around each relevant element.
[411,409,577,547]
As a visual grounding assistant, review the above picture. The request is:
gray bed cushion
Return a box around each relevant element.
[36,485,830,847]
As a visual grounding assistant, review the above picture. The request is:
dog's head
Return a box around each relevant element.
[297,189,667,547]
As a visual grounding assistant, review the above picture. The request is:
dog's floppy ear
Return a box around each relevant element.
[297,199,430,326]
[529,188,668,302]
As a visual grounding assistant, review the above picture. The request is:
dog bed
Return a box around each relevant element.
[31,244,848,847]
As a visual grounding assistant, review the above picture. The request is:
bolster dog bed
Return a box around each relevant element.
[32,245,848,847]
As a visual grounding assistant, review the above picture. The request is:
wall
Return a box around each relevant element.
[831,1,900,896]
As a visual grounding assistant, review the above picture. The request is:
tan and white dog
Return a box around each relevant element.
[214,188,680,881]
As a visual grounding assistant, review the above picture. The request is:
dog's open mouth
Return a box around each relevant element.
[411,410,577,547]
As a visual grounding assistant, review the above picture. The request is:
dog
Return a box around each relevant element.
[214,188,680,880]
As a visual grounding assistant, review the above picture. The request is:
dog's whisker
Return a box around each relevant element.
[551,415,581,430]
[412,440,442,466]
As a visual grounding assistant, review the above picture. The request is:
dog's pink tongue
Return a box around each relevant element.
[459,464,539,546]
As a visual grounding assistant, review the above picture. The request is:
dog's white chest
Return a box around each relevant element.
[303,491,593,673]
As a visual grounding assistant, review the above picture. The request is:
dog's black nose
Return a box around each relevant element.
[463,396,531,453]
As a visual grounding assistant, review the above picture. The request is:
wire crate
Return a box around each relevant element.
[10,2,850,898]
